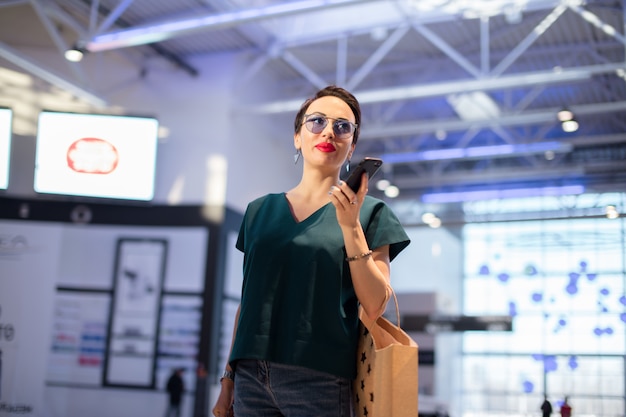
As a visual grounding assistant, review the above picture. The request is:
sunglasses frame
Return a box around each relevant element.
[303,114,357,139]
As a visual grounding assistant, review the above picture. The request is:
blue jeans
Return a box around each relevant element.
[234,360,353,417]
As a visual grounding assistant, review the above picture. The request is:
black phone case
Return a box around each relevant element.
[345,157,383,192]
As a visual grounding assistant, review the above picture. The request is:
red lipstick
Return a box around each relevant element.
[315,143,336,152]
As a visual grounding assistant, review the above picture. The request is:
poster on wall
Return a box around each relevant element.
[156,295,203,391]
[0,221,63,416]
[46,292,110,385]
[103,238,167,388]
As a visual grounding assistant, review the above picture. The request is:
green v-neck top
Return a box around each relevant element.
[229,193,410,379]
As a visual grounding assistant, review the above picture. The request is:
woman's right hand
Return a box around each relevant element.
[212,379,234,417]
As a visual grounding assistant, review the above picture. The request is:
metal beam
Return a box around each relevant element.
[413,22,481,78]
[480,16,489,74]
[254,63,624,114]
[78,0,199,77]
[491,3,567,76]
[94,0,135,35]
[360,101,626,139]
[84,0,380,52]
[280,50,328,90]
[0,0,28,7]
[29,0,86,83]
[0,41,107,107]
[377,132,626,166]
[567,3,626,46]
[336,35,347,86]
[347,24,410,90]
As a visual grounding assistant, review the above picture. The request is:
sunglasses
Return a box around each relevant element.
[303,114,357,140]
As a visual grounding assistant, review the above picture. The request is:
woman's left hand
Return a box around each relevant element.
[329,173,368,227]
[330,173,392,319]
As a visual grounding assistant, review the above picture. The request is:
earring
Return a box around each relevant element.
[346,159,351,172]
[294,149,302,164]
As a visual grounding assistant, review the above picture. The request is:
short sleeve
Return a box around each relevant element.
[361,196,410,261]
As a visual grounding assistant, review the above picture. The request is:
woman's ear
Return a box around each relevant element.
[348,143,356,159]
[294,132,301,149]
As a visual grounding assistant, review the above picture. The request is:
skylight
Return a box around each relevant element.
[403,0,567,19]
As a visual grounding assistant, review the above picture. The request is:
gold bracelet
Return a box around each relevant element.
[346,250,373,262]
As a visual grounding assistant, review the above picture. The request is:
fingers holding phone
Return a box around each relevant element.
[348,172,369,205]
[329,180,359,210]
[330,157,383,221]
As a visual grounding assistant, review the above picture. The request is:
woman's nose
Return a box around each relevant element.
[321,121,335,137]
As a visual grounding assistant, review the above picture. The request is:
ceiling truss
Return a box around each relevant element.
[0,0,624,212]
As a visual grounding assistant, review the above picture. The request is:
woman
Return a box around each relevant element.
[212,85,410,417]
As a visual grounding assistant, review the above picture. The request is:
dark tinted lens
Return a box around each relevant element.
[305,116,327,134]
[333,120,354,137]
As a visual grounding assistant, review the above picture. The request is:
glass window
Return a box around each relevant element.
[461,195,625,417]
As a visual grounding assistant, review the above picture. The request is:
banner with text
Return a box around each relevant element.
[0,221,62,416]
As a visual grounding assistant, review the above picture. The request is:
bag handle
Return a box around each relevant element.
[359,285,416,349]
[388,286,401,329]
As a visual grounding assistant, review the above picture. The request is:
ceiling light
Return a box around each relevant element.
[408,0,448,12]
[421,212,441,228]
[561,119,579,133]
[557,109,574,122]
[557,108,578,132]
[447,91,500,121]
[407,0,538,18]
[428,217,442,228]
[376,178,391,191]
[158,126,171,140]
[505,7,522,24]
[606,205,619,219]
[421,212,436,223]
[370,27,387,41]
[64,47,84,62]
[384,185,400,198]
[0,42,106,107]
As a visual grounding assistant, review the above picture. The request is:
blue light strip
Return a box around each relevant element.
[422,185,585,203]
[381,141,572,163]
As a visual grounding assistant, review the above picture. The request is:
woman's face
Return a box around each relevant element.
[294,95,356,170]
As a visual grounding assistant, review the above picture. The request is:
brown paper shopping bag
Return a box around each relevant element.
[353,289,419,417]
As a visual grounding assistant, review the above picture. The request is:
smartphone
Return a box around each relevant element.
[345,157,383,192]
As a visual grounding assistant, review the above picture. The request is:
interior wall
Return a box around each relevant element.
[392,227,463,309]
[392,226,464,409]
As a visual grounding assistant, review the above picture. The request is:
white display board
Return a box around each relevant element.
[34,112,159,201]
[0,220,209,417]
[105,239,167,387]
[0,221,63,416]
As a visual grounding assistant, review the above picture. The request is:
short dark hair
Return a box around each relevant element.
[294,85,361,144]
